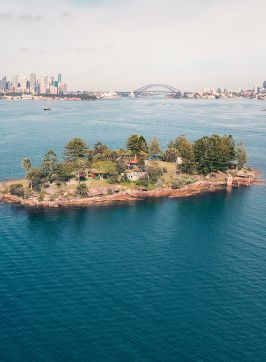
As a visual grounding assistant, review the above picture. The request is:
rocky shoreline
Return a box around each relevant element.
[0,174,261,208]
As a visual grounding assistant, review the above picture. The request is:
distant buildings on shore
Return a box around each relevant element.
[0,73,67,95]
[183,82,266,100]
[0,74,266,101]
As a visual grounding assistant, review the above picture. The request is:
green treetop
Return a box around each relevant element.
[174,136,196,174]
[64,138,89,161]
[41,150,58,182]
[194,135,236,174]
[21,158,32,174]
[75,158,88,184]
[236,143,247,168]
[148,137,161,155]
[126,134,148,155]
[91,160,117,175]
[93,142,108,155]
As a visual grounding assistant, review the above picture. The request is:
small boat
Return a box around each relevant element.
[43,107,52,111]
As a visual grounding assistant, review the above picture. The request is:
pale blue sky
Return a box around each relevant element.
[0,0,265,91]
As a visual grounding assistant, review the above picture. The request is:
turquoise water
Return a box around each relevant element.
[0,99,266,361]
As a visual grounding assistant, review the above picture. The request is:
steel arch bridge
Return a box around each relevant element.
[134,84,182,96]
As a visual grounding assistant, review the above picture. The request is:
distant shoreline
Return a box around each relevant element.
[0,96,266,102]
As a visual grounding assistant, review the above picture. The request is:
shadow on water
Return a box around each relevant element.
[1,185,252,223]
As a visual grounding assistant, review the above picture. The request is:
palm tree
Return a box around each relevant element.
[21,158,32,173]
[21,158,32,189]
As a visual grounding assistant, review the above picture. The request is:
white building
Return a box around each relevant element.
[126,171,147,182]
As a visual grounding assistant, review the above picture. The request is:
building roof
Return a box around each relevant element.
[129,156,138,164]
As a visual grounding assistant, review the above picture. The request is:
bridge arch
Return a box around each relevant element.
[134,84,182,96]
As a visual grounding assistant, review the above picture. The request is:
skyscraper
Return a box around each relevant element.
[12,74,19,89]
[30,73,36,93]
[58,73,62,83]
[263,81,266,89]
[0,76,7,90]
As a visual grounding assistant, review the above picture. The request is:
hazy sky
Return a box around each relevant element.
[0,0,265,91]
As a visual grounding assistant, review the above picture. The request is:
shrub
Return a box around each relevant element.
[156,179,164,188]
[9,184,25,197]
[107,175,119,184]
[179,175,196,185]
[136,178,149,187]
[171,175,196,189]
[76,184,88,197]
[27,168,46,192]
[147,165,163,183]
[171,180,182,189]
[37,190,46,202]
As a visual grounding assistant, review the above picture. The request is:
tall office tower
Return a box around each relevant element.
[30,73,36,93]
[40,75,49,94]
[49,76,54,88]
[59,83,67,94]
[1,76,7,90]
[58,73,62,83]
[20,77,28,92]
[263,81,266,89]
[12,74,19,90]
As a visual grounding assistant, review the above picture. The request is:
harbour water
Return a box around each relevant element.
[0,99,266,361]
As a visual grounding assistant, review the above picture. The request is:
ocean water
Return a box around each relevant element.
[0,99,266,361]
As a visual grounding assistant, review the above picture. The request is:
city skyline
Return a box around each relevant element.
[0,73,67,94]
[0,0,265,90]
[0,72,265,95]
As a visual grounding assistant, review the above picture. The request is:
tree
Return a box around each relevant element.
[126,134,148,155]
[93,142,108,155]
[21,158,32,174]
[93,149,118,162]
[149,137,161,155]
[91,161,117,175]
[41,150,58,182]
[75,158,88,184]
[147,165,163,183]
[21,158,32,188]
[56,162,72,183]
[236,143,247,168]
[27,168,46,192]
[115,158,128,174]
[226,135,236,161]
[64,138,88,161]
[175,136,195,174]
[9,184,24,198]
[194,135,237,174]
[76,184,88,197]
[194,136,216,175]
[163,147,179,162]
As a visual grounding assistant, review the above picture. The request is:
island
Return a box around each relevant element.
[0,134,261,208]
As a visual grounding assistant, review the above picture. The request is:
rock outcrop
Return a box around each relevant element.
[0,173,262,208]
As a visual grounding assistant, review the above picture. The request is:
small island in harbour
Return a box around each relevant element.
[0,134,261,208]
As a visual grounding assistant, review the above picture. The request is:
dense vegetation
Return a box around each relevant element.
[18,134,247,194]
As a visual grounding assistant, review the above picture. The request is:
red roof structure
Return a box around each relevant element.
[129,156,138,165]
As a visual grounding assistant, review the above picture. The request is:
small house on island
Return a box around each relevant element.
[127,156,139,169]
[126,171,147,182]
[90,169,109,179]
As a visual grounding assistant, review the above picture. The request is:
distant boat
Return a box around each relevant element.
[43,108,52,111]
